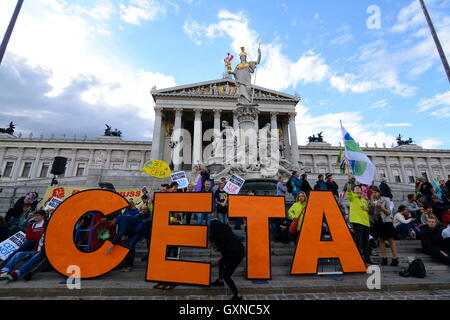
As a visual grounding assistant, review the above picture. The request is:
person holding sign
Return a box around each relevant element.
[215,182,229,224]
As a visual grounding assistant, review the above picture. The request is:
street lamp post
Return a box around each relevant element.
[419,0,450,83]
[0,0,24,66]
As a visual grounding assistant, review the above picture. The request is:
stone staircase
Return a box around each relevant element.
[1,227,449,298]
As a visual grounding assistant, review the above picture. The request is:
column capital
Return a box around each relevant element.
[213,109,222,115]
[288,112,297,122]
[174,107,183,115]
[194,109,203,117]
[154,107,163,114]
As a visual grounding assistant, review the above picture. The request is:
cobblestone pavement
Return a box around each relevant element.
[1,290,450,300]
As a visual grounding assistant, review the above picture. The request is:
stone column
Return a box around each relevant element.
[282,118,290,159]
[413,157,420,178]
[0,147,5,171]
[122,150,129,170]
[66,148,77,177]
[385,156,394,182]
[327,154,333,173]
[173,108,183,170]
[192,109,203,167]
[214,109,221,132]
[233,111,239,132]
[87,149,95,175]
[254,111,259,132]
[427,157,434,181]
[440,158,447,177]
[312,154,318,173]
[105,150,112,169]
[288,113,300,168]
[270,112,279,140]
[399,157,408,184]
[141,151,146,168]
[11,147,24,180]
[30,148,42,179]
[150,107,163,160]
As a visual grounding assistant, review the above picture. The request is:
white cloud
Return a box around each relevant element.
[120,0,167,25]
[417,91,450,112]
[330,33,353,45]
[421,138,444,149]
[383,123,413,127]
[295,105,397,147]
[329,73,375,94]
[0,1,176,125]
[369,99,389,110]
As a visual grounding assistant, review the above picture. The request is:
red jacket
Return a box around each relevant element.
[25,222,45,250]
[442,212,450,227]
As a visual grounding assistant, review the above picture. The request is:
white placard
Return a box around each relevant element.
[44,197,63,211]
[0,232,26,261]
[170,171,189,189]
[223,174,246,195]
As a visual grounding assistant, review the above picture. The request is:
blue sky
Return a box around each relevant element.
[0,0,449,149]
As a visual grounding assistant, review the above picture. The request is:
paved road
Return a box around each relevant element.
[1,289,450,300]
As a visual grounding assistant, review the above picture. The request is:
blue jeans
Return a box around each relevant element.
[1,251,44,277]
[1,240,36,266]
[196,213,210,226]
[217,213,228,225]
[395,223,420,239]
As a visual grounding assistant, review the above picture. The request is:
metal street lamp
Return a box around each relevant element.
[0,0,24,66]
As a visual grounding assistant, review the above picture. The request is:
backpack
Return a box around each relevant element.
[286,177,294,193]
[399,259,426,278]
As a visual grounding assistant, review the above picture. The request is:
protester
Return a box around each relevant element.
[276,176,287,197]
[299,174,312,195]
[419,216,450,265]
[437,180,448,201]
[313,174,327,191]
[215,182,229,224]
[361,184,372,201]
[105,214,151,272]
[5,192,39,222]
[369,186,398,266]
[343,175,356,193]
[325,173,339,198]
[379,179,393,201]
[403,194,421,222]
[290,171,303,197]
[346,185,373,265]
[184,184,195,225]
[441,208,450,227]
[197,179,214,226]
[430,195,446,221]
[444,193,450,210]
[393,206,420,240]
[420,205,440,226]
[416,194,425,208]
[123,200,139,217]
[288,192,308,242]
[446,175,450,195]
[210,219,245,300]
[0,210,47,281]
[418,178,435,204]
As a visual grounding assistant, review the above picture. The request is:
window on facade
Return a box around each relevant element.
[393,169,401,183]
[421,172,428,181]
[434,170,441,180]
[378,169,386,180]
[406,170,415,183]
[21,162,32,178]
[40,163,50,178]
[3,162,14,177]
[112,163,122,169]
[76,163,85,177]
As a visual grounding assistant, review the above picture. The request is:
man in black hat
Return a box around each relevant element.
[325,173,339,198]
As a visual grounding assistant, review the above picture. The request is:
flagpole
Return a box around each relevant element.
[0,0,24,66]
[340,120,353,176]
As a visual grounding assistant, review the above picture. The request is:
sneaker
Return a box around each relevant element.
[0,272,9,280]
[7,272,18,281]
[211,279,224,287]
[390,258,399,267]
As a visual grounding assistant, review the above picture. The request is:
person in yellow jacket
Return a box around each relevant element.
[288,192,308,242]
[346,185,373,265]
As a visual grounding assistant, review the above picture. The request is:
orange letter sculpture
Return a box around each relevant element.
[290,191,366,274]
[146,192,212,286]
[228,195,286,279]
[45,190,130,278]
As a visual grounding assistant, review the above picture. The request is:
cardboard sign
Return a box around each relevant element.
[140,160,171,178]
[45,190,130,278]
[224,174,245,195]
[146,193,212,286]
[228,196,286,279]
[44,197,63,211]
[0,232,26,261]
[291,192,366,274]
[40,186,146,209]
[170,171,189,189]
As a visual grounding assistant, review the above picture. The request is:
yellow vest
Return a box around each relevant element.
[288,201,307,231]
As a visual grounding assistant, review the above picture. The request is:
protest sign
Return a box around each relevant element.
[44,197,63,211]
[0,232,26,261]
[140,160,171,178]
[224,174,245,194]
[170,171,189,189]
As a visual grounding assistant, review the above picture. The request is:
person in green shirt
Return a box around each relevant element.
[288,192,308,242]
[346,185,373,265]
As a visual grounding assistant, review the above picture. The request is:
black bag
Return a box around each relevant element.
[399,259,426,278]
[286,177,294,193]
